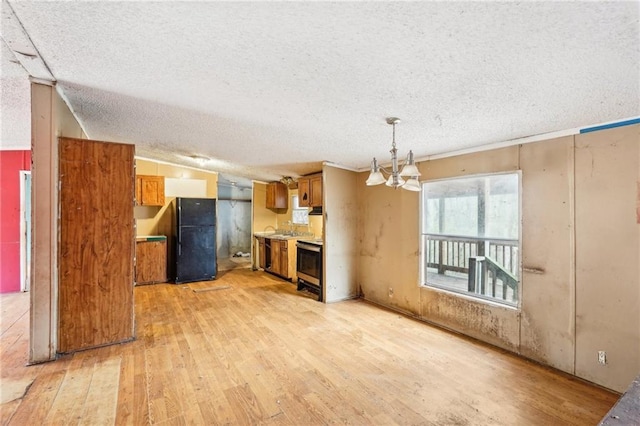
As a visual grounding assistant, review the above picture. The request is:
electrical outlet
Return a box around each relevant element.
[598,351,606,365]
[388,288,394,297]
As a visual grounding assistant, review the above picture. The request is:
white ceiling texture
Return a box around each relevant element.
[2,1,639,183]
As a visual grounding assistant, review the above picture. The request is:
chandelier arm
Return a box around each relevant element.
[398,151,411,168]
[377,165,392,175]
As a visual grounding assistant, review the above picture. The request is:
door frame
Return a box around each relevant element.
[20,170,32,292]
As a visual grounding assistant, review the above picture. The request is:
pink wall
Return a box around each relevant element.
[0,150,31,293]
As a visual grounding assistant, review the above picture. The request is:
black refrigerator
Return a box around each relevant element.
[174,197,217,283]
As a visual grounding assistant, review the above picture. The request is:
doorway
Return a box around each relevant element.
[20,171,31,292]
[216,174,253,273]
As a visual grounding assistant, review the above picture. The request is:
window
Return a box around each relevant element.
[291,195,309,225]
[420,172,520,306]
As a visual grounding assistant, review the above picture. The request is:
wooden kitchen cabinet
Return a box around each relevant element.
[266,182,288,209]
[298,178,310,207]
[135,239,167,285]
[271,239,281,275]
[278,239,297,280]
[257,237,266,269]
[136,175,165,206]
[269,239,289,278]
[258,236,297,281]
[298,173,322,207]
[279,240,289,278]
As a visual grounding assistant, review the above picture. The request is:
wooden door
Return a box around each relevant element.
[58,137,135,353]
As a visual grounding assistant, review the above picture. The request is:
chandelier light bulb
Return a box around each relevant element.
[365,158,386,186]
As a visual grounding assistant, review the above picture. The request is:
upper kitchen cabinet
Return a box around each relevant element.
[266,181,288,209]
[298,173,323,207]
[136,175,165,206]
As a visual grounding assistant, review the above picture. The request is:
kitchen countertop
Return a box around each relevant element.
[254,231,316,241]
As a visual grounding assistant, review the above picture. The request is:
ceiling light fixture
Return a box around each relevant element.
[189,154,210,164]
[366,117,421,191]
[281,176,294,186]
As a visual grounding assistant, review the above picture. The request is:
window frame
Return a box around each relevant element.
[418,171,522,308]
[291,194,309,225]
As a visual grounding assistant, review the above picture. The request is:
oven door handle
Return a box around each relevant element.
[297,243,322,252]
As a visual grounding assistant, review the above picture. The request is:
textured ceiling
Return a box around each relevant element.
[2,1,639,181]
[0,41,30,149]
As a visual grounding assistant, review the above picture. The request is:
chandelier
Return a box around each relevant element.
[365,117,421,191]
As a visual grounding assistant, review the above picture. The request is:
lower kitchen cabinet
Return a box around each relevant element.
[135,238,167,285]
[255,236,297,281]
[279,240,289,278]
[257,237,266,270]
[272,239,292,278]
[271,239,282,275]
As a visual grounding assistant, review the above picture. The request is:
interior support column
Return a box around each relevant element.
[30,81,58,363]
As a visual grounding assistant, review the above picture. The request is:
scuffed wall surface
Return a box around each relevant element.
[31,83,85,361]
[419,288,520,351]
[324,166,358,302]
[575,125,640,392]
[217,183,252,259]
[357,126,640,392]
[357,174,421,315]
[519,137,575,373]
[217,200,251,258]
[31,83,56,362]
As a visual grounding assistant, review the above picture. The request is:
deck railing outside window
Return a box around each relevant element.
[420,172,521,306]
[423,234,519,305]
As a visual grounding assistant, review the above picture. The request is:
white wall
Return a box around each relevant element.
[574,125,640,390]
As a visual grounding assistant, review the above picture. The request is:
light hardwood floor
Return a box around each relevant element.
[1,269,617,425]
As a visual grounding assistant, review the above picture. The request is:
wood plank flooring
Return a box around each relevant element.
[1,269,618,425]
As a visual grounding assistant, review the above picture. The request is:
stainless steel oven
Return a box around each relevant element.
[296,241,322,300]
